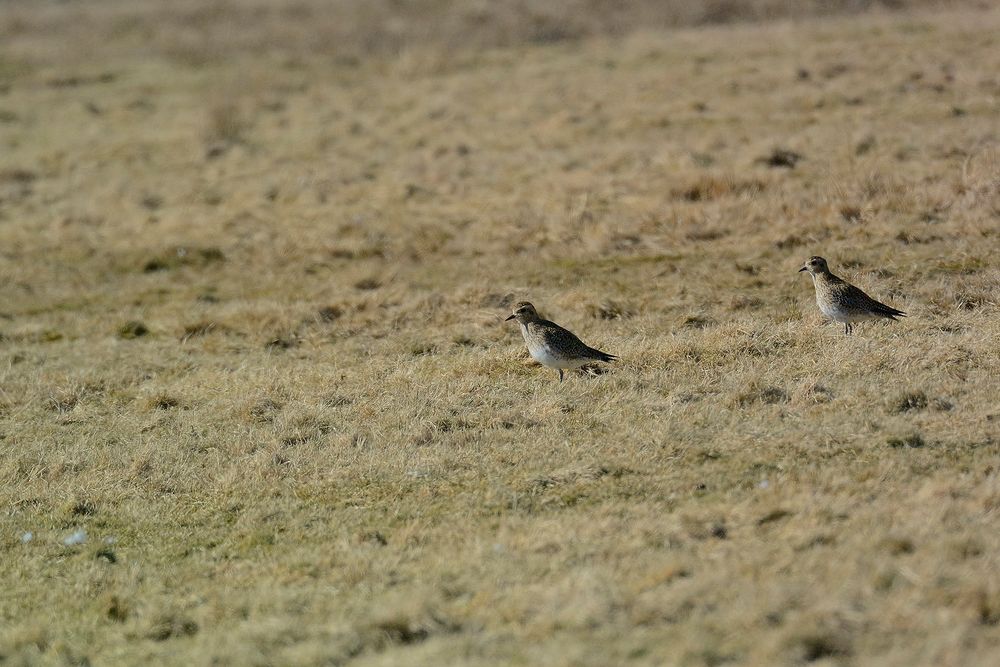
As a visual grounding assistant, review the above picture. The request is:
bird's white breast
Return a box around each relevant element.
[529,345,562,368]
[817,299,849,323]
[520,324,552,367]
[817,294,876,323]
[521,324,578,369]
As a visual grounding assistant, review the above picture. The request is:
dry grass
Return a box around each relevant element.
[0,0,980,66]
[2,1,1000,665]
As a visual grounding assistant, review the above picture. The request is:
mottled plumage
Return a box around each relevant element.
[799,256,906,335]
[505,301,616,381]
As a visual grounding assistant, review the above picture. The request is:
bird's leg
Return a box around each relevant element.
[558,369,564,383]
[844,323,852,336]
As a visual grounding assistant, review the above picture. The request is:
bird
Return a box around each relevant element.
[798,256,906,335]
[505,301,616,381]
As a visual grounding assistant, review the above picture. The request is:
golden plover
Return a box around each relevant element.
[505,301,616,382]
[799,256,906,335]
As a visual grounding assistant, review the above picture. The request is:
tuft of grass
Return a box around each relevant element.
[889,391,929,413]
[887,433,926,449]
[103,595,129,623]
[264,337,297,351]
[180,321,222,341]
[971,589,1000,626]
[65,499,97,517]
[206,102,248,146]
[681,315,714,329]
[316,305,343,322]
[757,148,803,168]
[882,536,916,555]
[145,394,181,410]
[673,175,764,202]
[245,398,283,423]
[142,247,225,273]
[736,384,788,407]
[117,320,149,339]
[140,193,164,210]
[146,614,199,642]
[839,205,865,223]
[790,631,852,662]
[586,300,634,320]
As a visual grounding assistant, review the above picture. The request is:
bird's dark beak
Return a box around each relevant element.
[504,314,515,321]
[798,266,807,272]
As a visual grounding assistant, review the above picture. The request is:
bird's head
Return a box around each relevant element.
[799,256,829,275]
[505,301,539,324]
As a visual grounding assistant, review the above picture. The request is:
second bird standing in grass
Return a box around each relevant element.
[506,301,617,382]
[799,256,906,335]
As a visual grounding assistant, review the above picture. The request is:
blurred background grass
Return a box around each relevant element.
[1,0,988,66]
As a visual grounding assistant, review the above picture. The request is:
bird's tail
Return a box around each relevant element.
[875,303,906,320]
[588,348,617,363]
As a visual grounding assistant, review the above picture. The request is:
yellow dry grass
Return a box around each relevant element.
[1,2,1000,665]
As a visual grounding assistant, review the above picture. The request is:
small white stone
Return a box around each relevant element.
[63,529,87,546]
[20,531,33,543]
[758,479,770,489]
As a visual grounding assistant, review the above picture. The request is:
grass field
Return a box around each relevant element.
[2,1,1000,665]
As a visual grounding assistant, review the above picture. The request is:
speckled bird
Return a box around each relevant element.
[799,256,906,335]
[505,301,616,381]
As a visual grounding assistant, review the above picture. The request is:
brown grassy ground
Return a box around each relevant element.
[2,1,1000,665]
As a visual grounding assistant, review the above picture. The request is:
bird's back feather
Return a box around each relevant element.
[527,319,616,362]
[821,274,906,320]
